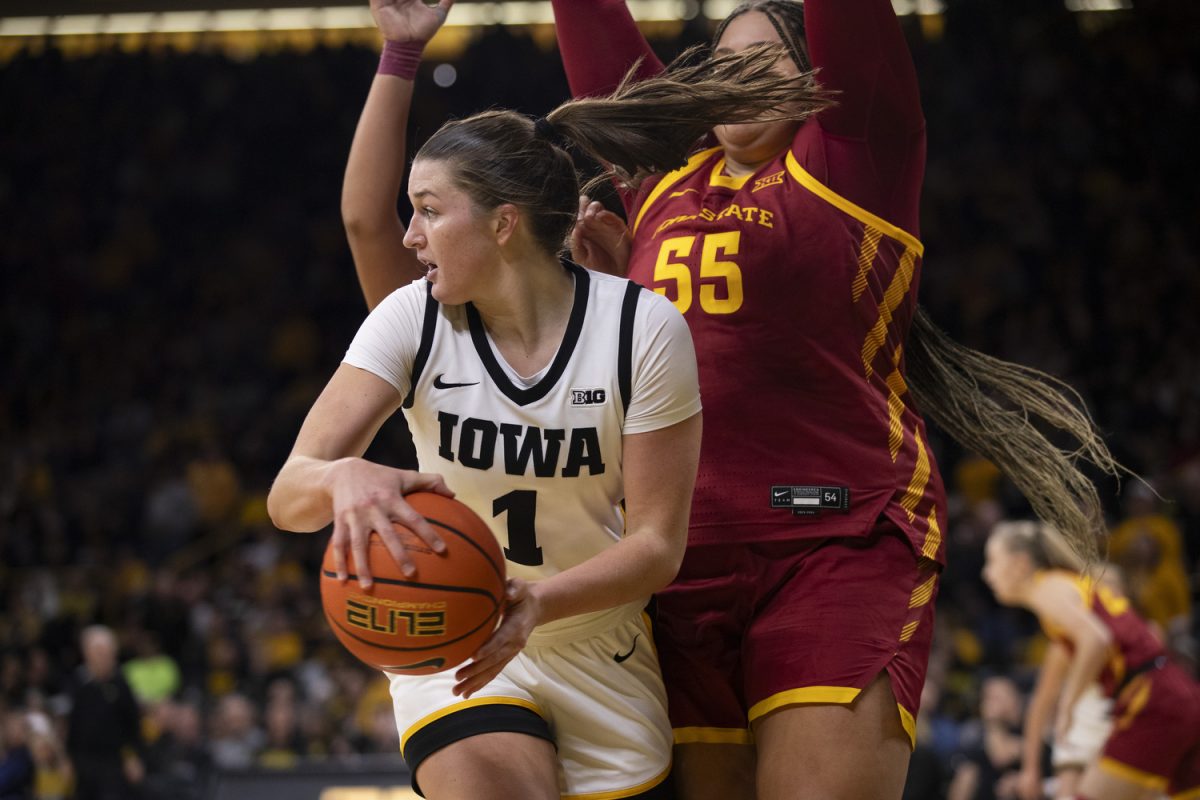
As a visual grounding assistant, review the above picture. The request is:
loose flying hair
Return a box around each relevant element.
[991,520,1086,573]
[907,311,1122,564]
[414,43,834,255]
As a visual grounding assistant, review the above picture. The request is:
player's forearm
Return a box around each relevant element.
[1059,632,1110,715]
[532,526,685,625]
[1022,674,1057,769]
[343,61,424,308]
[805,0,922,137]
[550,0,664,98]
[268,455,344,532]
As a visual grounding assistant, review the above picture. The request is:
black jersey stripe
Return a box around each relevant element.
[617,280,643,418]
[402,281,440,410]
[465,259,590,407]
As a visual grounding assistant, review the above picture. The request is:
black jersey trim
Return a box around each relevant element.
[404,704,553,797]
[617,280,643,418]
[402,281,440,410]
[465,259,590,407]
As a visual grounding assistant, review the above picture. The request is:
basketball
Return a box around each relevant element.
[320,492,506,675]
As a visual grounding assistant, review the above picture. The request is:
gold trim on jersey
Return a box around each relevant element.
[885,344,908,462]
[852,226,883,303]
[897,703,917,748]
[673,726,754,745]
[562,765,673,800]
[899,430,931,523]
[899,621,920,642]
[921,507,942,561]
[399,696,543,754]
[862,247,918,380]
[748,685,862,722]
[784,151,924,255]
[708,156,755,190]
[1172,787,1200,800]
[1098,757,1169,790]
[632,146,723,236]
[1115,673,1153,731]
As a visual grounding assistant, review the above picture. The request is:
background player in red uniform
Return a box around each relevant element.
[983,521,1200,800]
[547,2,1122,798]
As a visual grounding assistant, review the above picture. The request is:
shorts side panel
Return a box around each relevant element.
[653,543,754,733]
[742,521,939,745]
[1052,684,1112,769]
[1102,663,1200,790]
[523,613,674,798]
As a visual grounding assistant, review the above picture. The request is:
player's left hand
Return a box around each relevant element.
[453,578,540,698]
[570,195,631,277]
[370,0,453,44]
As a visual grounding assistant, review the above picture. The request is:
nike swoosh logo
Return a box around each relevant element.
[613,633,640,663]
[773,489,791,498]
[668,188,699,198]
[433,373,479,390]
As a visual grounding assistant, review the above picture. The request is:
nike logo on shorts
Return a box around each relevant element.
[613,633,640,663]
[433,373,480,390]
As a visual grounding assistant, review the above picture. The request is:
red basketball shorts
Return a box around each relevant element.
[1097,660,1200,798]
[653,518,939,747]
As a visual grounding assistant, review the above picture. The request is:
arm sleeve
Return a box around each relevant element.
[342,280,428,397]
[623,293,702,435]
[804,0,925,230]
[550,0,665,98]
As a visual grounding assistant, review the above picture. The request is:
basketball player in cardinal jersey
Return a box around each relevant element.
[535,2,1122,798]
[269,2,834,797]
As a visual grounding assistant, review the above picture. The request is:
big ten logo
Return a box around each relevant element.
[570,388,606,407]
[346,597,446,638]
[321,788,420,800]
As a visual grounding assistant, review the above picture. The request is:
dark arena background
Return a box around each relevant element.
[1,1,1197,798]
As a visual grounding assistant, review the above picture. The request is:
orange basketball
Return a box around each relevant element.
[320,492,506,675]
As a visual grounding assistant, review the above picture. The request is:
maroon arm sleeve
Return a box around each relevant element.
[550,0,665,98]
[804,0,926,234]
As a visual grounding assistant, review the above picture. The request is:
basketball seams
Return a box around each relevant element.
[424,515,506,581]
[320,568,501,603]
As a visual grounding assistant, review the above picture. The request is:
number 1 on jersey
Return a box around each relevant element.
[493,490,543,566]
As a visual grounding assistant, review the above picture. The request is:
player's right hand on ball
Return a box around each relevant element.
[326,457,453,588]
[370,0,454,44]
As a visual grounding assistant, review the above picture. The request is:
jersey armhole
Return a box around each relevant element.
[617,280,643,419]
[401,282,439,410]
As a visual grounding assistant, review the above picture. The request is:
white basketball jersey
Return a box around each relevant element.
[344,262,700,644]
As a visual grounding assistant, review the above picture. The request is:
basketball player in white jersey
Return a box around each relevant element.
[268,2,828,796]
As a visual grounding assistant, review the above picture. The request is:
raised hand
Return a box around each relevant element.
[370,0,454,44]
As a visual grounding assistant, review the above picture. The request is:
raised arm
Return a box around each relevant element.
[343,0,453,310]
[805,0,925,232]
[550,0,664,98]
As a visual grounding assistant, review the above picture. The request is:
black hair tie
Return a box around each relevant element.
[533,116,567,149]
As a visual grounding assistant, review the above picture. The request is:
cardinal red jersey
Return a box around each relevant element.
[624,143,946,562]
[1036,571,1165,697]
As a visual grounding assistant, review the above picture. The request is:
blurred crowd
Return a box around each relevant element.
[1,2,1197,798]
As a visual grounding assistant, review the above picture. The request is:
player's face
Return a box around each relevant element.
[404,158,502,305]
[981,535,1032,605]
[713,11,804,169]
